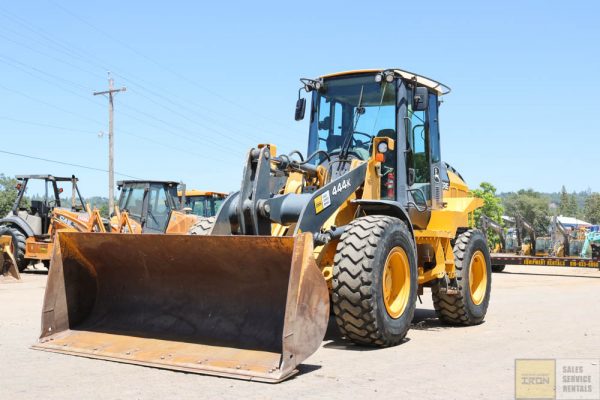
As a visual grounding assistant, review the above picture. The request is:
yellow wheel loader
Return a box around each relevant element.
[34,69,491,382]
[178,190,227,218]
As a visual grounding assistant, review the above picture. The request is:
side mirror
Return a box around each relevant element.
[295,98,306,121]
[413,87,429,111]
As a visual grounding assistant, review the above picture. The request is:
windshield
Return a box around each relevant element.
[185,195,224,217]
[307,75,396,163]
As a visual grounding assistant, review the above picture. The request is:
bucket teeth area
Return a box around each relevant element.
[33,232,329,382]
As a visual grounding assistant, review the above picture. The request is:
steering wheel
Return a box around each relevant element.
[351,131,373,150]
[327,148,367,162]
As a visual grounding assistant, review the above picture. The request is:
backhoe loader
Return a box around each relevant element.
[34,69,491,382]
[0,175,92,271]
[112,180,197,234]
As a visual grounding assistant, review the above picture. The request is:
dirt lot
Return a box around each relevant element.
[1,265,599,399]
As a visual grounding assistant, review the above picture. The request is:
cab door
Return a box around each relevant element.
[143,184,173,233]
[427,92,444,209]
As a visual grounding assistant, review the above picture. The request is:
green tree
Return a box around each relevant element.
[503,189,550,235]
[559,185,569,214]
[584,193,600,224]
[0,174,19,216]
[558,185,578,216]
[568,191,579,218]
[472,182,504,222]
[472,182,504,248]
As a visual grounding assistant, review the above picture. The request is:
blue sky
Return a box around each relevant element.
[0,0,598,199]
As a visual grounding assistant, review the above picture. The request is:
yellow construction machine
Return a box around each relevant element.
[0,233,20,280]
[178,189,227,218]
[0,175,99,271]
[34,69,491,382]
[112,180,198,234]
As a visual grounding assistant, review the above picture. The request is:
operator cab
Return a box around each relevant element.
[10,175,85,235]
[117,180,181,233]
[178,191,227,218]
[302,69,451,229]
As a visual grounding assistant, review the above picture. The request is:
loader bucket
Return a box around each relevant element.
[32,231,329,382]
[1,235,20,280]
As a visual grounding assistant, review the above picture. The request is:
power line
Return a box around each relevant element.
[0,54,93,91]
[0,116,97,134]
[0,149,140,179]
[0,116,228,163]
[47,2,304,134]
[0,82,239,160]
[0,83,104,125]
[0,8,301,144]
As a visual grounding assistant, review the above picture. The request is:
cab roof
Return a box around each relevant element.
[117,180,180,187]
[178,190,227,197]
[319,68,451,95]
[16,175,78,182]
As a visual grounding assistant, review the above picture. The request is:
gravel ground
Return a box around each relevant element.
[1,265,599,399]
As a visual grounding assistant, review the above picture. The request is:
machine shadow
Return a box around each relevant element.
[322,307,453,351]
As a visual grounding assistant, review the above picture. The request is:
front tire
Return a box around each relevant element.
[332,215,418,347]
[0,226,27,272]
[188,217,215,235]
[432,229,492,325]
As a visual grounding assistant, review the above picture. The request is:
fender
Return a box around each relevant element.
[0,216,34,237]
[210,191,239,235]
[352,199,414,237]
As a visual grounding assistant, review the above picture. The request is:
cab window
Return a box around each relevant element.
[145,184,170,231]
[119,184,145,220]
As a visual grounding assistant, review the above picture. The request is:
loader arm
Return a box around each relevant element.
[210,145,369,241]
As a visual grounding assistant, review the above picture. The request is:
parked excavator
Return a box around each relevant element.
[515,215,536,256]
[479,214,506,272]
[548,215,570,257]
[34,68,491,382]
[581,231,600,258]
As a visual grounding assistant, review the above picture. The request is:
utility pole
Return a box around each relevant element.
[94,72,126,215]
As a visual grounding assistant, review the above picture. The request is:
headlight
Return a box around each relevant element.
[377,141,388,153]
[375,73,383,83]
[385,72,395,83]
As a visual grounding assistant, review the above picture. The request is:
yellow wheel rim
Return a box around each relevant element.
[382,247,411,319]
[468,250,487,305]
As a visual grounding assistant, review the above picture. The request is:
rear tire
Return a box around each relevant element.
[432,229,491,325]
[0,226,27,272]
[332,215,417,347]
[188,217,215,235]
